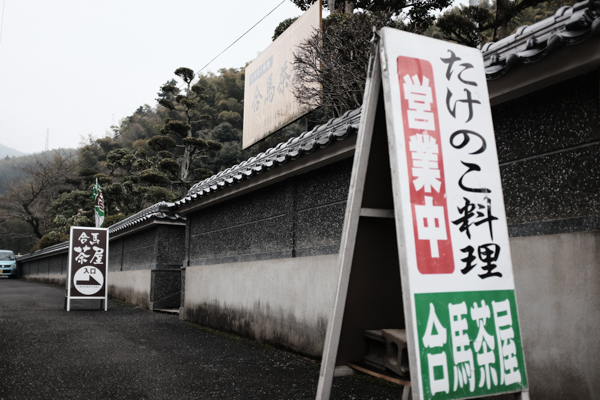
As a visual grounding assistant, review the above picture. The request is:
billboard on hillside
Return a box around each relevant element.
[242,1,321,149]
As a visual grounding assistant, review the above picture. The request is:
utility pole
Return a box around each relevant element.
[45,128,49,152]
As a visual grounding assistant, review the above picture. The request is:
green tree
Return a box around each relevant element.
[291,0,452,28]
[96,68,249,208]
[42,190,95,249]
[102,145,178,215]
[433,0,574,46]
[151,67,222,185]
[273,17,299,40]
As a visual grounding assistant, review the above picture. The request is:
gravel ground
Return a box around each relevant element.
[0,279,405,400]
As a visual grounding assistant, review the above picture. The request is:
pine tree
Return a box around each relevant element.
[149,67,222,186]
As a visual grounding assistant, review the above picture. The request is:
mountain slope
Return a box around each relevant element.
[0,143,26,159]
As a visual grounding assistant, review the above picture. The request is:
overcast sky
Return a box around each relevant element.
[0,0,304,154]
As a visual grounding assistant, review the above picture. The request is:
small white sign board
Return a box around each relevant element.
[66,226,109,311]
[316,28,529,400]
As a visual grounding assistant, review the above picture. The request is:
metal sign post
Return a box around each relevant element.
[317,28,529,400]
[66,226,109,311]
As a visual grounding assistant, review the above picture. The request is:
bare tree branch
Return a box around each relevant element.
[292,12,424,121]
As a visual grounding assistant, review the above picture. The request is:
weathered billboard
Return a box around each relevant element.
[242,1,321,149]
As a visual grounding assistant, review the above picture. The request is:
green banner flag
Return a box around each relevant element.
[92,178,105,228]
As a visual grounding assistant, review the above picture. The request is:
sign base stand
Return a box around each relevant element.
[64,296,106,311]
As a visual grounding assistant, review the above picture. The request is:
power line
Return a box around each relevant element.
[117,0,288,138]
[194,0,286,77]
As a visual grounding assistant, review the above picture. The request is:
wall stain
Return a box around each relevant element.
[184,300,328,358]
[107,284,149,309]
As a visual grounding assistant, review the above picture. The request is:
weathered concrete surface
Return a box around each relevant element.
[23,273,66,286]
[107,269,151,309]
[184,254,339,356]
[186,159,353,267]
[20,267,152,309]
[494,71,600,229]
[511,231,600,400]
[149,269,181,310]
[0,279,404,399]
[109,225,185,272]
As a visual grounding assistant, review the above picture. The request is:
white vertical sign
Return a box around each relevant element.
[379,27,528,400]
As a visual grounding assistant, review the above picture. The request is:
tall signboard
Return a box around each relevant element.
[66,226,109,311]
[242,1,321,149]
[317,28,528,400]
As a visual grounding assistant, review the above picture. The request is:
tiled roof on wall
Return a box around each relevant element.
[17,202,184,261]
[17,109,360,261]
[17,241,69,262]
[482,0,600,80]
[109,201,185,234]
[176,108,361,206]
[179,2,599,207]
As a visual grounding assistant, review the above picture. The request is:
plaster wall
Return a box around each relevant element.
[183,254,339,356]
[116,225,185,271]
[37,258,49,276]
[47,254,66,275]
[23,273,66,286]
[107,269,151,309]
[155,224,185,268]
[510,231,600,400]
[20,254,66,280]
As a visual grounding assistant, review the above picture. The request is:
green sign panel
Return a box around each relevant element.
[415,290,527,399]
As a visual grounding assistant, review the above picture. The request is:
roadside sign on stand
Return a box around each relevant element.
[66,226,109,311]
[317,28,529,400]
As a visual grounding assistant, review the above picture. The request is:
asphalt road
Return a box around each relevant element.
[0,279,404,400]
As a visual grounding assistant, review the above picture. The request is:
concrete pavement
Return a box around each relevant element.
[0,279,404,399]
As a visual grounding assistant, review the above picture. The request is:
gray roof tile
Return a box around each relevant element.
[176,107,361,206]
[108,201,185,235]
[17,201,185,262]
[483,0,600,80]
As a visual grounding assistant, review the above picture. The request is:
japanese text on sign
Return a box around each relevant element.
[73,232,105,265]
[398,56,454,274]
[417,291,526,399]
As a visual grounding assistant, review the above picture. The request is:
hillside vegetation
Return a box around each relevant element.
[0,69,303,254]
[0,0,576,254]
